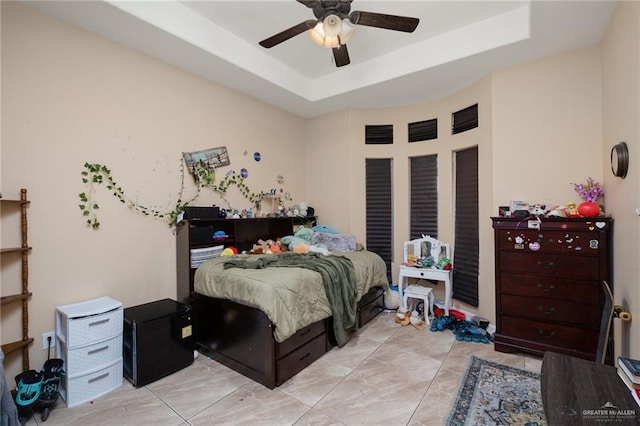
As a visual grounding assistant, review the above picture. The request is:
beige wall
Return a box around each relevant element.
[304,110,351,231]
[602,1,640,358]
[318,45,602,323]
[492,47,603,206]
[1,3,306,379]
[342,79,493,315]
[3,1,640,382]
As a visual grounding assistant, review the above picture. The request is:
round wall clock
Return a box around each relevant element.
[611,142,629,178]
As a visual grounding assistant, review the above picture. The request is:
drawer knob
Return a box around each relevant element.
[538,306,556,315]
[538,329,557,338]
[87,345,109,355]
[299,352,311,362]
[536,260,555,269]
[88,372,110,383]
[88,318,110,327]
[536,283,555,292]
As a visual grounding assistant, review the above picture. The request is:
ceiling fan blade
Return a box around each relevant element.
[259,20,318,48]
[333,45,350,67]
[349,11,419,33]
[296,0,321,8]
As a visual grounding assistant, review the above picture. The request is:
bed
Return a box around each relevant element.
[192,249,389,389]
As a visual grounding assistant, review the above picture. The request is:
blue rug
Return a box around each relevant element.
[447,356,547,425]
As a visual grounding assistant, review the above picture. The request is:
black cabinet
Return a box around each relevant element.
[123,299,193,387]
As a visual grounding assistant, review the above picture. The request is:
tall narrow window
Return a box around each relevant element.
[452,104,478,134]
[408,119,438,142]
[453,146,479,306]
[366,158,393,281]
[410,155,438,240]
[365,125,393,144]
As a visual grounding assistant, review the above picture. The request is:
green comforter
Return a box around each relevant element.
[223,252,357,347]
[194,250,389,345]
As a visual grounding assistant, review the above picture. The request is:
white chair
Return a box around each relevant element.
[398,235,452,319]
[402,285,435,324]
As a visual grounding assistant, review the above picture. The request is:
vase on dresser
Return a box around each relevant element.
[578,201,600,218]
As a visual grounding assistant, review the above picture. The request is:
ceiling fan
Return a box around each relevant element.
[259,0,420,67]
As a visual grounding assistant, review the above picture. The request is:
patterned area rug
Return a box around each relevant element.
[447,356,547,426]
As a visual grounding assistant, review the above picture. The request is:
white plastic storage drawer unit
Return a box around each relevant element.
[56,296,123,407]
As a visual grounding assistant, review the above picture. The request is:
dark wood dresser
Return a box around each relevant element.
[491,216,613,362]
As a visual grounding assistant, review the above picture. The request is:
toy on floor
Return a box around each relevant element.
[394,304,427,330]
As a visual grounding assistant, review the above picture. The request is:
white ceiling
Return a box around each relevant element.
[24,0,617,118]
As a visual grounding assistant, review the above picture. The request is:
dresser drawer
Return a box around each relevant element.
[60,360,123,408]
[500,251,599,279]
[276,320,325,359]
[500,273,600,303]
[500,294,600,327]
[276,333,326,386]
[62,335,122,377]
[500,316,598,354]
[360,286,384,307]
[59,308,123,348]
[359,291,383,327]
[497,229,603,254]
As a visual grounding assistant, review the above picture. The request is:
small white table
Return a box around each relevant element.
[398,265,452,316]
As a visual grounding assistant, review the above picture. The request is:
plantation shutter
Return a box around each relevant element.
[453,146,479,306]
[366,158,393,281]
[410,155,438,240]
[452,104,478,135]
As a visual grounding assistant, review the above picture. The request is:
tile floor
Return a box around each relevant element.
[25,312,542,426]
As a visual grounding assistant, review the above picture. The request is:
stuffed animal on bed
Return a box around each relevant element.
[281,235,309,253]
[281,226,330,255]
[248,239,283,254]
[281,226,312,253]
[312,224,338,234]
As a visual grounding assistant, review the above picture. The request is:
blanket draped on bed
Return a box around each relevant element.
[224,252,357,347]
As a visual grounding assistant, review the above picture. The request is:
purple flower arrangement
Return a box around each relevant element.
[572,177,604,202]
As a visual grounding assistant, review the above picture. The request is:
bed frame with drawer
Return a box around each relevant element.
[193,285,384,389]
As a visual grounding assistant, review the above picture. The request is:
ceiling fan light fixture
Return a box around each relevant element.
[309,17,354,48]
[322,14,342,37]
[309,22,342,48]
[338,19,355,44]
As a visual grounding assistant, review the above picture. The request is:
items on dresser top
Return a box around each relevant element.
[55,297,123,408]
[491,217,613,363]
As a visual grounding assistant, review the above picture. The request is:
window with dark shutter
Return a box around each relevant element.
[410,155,438,240]
[453,146,479,306]
[365,124,394,144]
[365,158,393,281]
[408,119,438,143]
[452,104,478,135]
